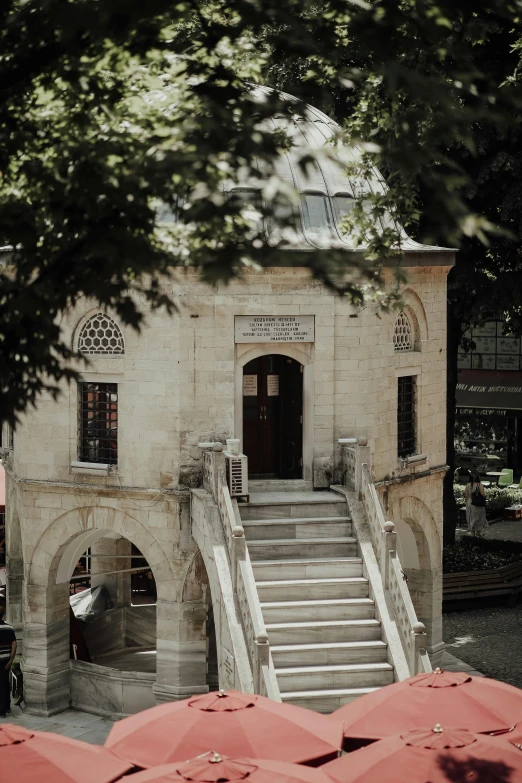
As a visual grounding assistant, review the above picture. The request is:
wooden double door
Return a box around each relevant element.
[242,355,303,479]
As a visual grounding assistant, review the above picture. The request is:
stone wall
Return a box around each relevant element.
[5,258,452,706]
[10,262,451,491]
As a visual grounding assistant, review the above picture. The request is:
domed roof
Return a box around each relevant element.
[221,85,449,254]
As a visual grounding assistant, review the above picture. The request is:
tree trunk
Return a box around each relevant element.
[443,303,462,545]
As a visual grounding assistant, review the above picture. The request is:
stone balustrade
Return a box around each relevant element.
[339,440,431,676]
[203,449,281,699]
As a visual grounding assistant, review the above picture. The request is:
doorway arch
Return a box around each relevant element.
[242,354,303,479]
[235,343,314,482]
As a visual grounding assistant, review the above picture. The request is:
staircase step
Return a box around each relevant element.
[261,597,375,623]
[248,538,358,561]
[239,495,346,521]
[271,640,388,667]
[265,619,382,645]
[276,662,394,692]
[281,687,380,714]
[243,517,352,540]
[256,577,369,601]
[252,557,364,580]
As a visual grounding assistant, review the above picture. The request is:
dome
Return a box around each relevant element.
[220,85,448,254]
[157,84,449,255]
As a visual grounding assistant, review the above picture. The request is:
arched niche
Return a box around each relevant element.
[400,288,429,344]
[71,308,125,354]
[390,494,441,571]
[394,518,421,569]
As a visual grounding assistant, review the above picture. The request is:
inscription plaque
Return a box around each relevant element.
[235,315,315,343]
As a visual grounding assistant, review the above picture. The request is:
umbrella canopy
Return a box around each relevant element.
[505,724,522,751]
[124,751,335,783]
[0,723,132,783]
[323,724,522,783]
[105,690,343,769]
[332,669,522,749]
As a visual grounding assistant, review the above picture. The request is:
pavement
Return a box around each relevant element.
[483,518,522,542]
[0,705,114,743]
[444,603,522,688]
[456,516,522,543]
[445,516,522,688]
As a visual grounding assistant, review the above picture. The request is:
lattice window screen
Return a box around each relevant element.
[393,311,413,352]
[78,313,124,355]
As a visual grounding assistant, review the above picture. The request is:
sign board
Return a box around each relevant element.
[456,370,522,411]
[235,315,315,343]
[243,375,258,396]
[267,374,279,396]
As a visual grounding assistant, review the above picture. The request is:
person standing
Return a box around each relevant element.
[0,602,16,718]
[465,473,488,537]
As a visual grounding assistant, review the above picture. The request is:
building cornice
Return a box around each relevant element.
[374,464,449,489]
[1,465,191,500]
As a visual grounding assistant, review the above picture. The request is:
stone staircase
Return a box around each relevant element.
[239,490,394,713]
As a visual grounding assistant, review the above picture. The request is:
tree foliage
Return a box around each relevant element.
[1,0,522,423]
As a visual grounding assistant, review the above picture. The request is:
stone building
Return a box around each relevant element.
[1,89,453,716]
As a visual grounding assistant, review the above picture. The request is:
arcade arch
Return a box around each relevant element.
[23,505,210,715]
[389,493,442,661]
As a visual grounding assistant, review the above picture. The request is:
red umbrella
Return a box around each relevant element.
[0,723,132,783]
[323,724,522,783]
[122,751,335,783]
[505,724,522,750]
[332,669,522,749]
[106,690,343,769]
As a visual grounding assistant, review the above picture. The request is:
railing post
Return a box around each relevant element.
[254,632,270,694]
[231,527,246,593]
[355,439,370,498]
[213,447,225,499]
[413,621,428,674]
[383,522,396,588]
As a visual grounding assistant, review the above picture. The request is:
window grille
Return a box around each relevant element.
[78,313,124,355]
[393,311,413,352]
[398,375,416,458]
[79,382,118,464]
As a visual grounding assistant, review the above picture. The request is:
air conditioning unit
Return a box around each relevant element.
[225,453,249,500]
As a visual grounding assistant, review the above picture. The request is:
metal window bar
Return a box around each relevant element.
[79,382,118,464]
[398,375,416,458]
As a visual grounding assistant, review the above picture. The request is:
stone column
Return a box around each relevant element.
[153,598,208,703]
[22,582,71,716]
[90,535,132,608]
[5,509,24,646]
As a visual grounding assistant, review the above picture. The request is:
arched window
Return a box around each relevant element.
[393,310,414,352]
[77,313,125,355]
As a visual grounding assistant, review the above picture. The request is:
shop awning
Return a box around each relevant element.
[456,370,522,412]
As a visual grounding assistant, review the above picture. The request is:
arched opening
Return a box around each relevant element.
[67,533,157,679]
[24,505,209,715]
[390,497,443,663]
[242,354,303,479]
